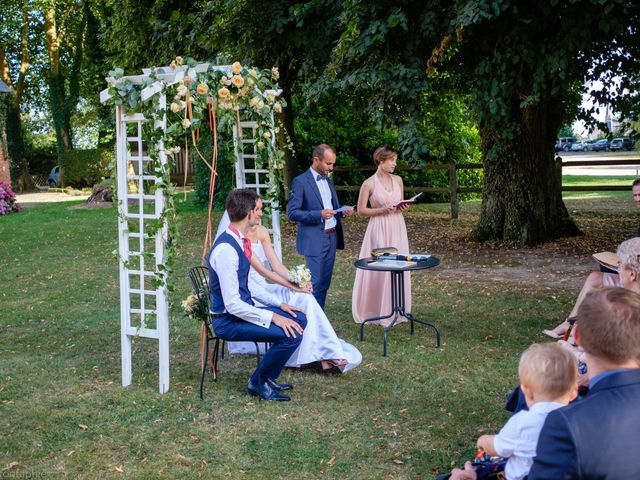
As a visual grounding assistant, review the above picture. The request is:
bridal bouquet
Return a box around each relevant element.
[288,264,312,288]
[182,290,209,322]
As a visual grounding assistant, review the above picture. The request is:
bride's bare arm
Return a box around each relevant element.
[257,226,290,280]
[249,237,306,292]
[257,226,312,293]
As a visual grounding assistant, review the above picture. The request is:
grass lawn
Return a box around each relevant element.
[1,182,637,479]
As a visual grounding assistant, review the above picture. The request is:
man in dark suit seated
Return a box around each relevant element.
[451,287,640,480]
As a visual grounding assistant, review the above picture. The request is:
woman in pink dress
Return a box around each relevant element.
[352,146,411,326]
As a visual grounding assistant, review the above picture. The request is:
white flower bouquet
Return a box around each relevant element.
[182,290,208,322]
[288,264,312,288]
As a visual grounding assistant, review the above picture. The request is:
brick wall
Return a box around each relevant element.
[0,138,9,184]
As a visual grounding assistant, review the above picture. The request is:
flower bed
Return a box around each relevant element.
[0,181,20,215]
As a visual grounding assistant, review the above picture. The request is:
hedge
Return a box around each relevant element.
[60,148,114,187]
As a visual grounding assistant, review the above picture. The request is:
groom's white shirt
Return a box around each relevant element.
[209,228,281,328]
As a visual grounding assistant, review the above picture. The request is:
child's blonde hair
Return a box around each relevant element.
[518,343,577,398]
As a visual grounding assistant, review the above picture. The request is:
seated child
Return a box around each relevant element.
[449,343,578,480]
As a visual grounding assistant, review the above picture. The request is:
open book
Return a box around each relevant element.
[368,260,417,269]
[394,192,423,209]
[592,251,619,272]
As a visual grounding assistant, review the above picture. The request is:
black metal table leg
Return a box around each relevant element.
[361,270,441,355]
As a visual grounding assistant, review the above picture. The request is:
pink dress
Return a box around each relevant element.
[352,175,411,326]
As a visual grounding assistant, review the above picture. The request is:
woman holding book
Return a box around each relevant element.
[352,145,413,326]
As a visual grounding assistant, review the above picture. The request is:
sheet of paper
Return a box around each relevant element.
[335,205,355,213]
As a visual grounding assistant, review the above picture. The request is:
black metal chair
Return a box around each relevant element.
[188,266,265,399]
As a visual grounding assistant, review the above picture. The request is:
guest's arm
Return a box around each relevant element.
[527,411,578,479]
[476,435,498,457]
[396,175,409,211]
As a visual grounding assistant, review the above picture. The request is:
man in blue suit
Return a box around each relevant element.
[288,144,355,309]
[451,287,640,480]
[527,287,640,479]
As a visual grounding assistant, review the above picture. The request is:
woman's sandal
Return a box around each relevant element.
[542,316,577,339]
[543,320,569,339]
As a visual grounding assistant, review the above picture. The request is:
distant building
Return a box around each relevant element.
[604,106,629,136]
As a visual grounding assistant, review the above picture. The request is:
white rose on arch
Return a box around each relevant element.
[177,85,188,97]
[182,118,191,129]
[231,75,244,88]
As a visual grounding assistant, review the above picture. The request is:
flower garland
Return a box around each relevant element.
[103,57,289,296]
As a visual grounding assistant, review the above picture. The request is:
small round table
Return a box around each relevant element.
[355,256,441,356]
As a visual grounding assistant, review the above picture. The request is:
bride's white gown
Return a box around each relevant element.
[227,242,362,372]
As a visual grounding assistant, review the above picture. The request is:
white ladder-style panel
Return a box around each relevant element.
[116,104,170,394]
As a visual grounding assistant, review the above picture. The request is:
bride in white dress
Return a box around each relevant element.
[215,209,362,372]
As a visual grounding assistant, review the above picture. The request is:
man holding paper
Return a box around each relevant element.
[288,144,355,309]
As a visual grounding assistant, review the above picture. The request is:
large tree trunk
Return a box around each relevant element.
[4,101,32,190]
[45,7,84,160]
[471,102,580,245]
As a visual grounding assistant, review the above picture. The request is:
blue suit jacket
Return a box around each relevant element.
[528,369,640,479]
[287,169,344,256]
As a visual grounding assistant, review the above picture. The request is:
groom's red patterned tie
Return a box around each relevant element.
[228,225,252,260]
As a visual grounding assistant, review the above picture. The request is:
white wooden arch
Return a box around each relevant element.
[233,120,282,259]
[100,64,282,393]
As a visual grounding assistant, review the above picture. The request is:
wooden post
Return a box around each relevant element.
[555,155,563,193]
[449,161,459,219]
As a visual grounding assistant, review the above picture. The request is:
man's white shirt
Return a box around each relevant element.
[310,167,337,230]
[209,228,281,328]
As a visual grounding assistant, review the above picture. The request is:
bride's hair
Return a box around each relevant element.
[226,188,259,221]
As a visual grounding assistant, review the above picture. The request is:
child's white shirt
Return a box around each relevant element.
[494,401,565,480]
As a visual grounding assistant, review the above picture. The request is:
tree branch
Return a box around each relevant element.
[13,0,30,106]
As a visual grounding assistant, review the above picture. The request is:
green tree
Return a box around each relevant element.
[324,0,640,245]
[44,0,88,159]
[198,0,343,185]
[0,0,32,188]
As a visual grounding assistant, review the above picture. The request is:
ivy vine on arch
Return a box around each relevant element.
[103,56,289,289]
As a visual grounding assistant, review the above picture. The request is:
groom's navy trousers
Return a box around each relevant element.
[208,232,307,385]
[305,230,338,309]
[213,307,307,383]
